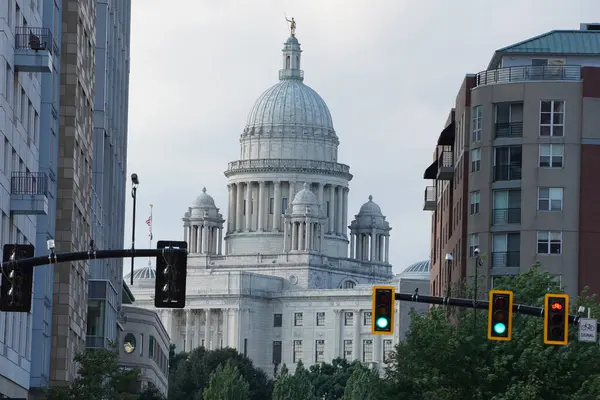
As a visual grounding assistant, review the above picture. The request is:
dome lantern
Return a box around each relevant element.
[282,182,327,253]
[348,195,392,264]
[182,187,225,256]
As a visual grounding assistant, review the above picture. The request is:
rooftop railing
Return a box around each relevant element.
[226,158,351,174]
[476,65,581,87]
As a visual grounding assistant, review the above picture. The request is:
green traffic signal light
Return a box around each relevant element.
[376,317,389,329]
[488,290,513,341]
[493,322,507,335]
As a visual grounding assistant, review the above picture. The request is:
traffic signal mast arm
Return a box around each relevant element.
[0,248,187,270]
[394,292,595,331]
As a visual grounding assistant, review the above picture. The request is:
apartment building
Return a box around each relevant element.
[0,1,54,397]
[423,23,600,300]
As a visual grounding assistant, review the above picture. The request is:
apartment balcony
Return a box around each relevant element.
[491,251,520,268]
[86,335,110,349]
[423,186,436,211]
[495,122,523,138]
[10,172,49,215]
[14,27,54,73]
[493,165,522,182]
[475,65,581,87]
[492,208,521,225]
[437,151,454,181]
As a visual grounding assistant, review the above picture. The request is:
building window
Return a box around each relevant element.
[383,339,393,363]
[363,312,372,326]
[494,102,524,137]
[470,148,481,172]
[492,233,520,268]
[315,340,325,363]
[273,313,282,327]
[316,312,325,326]
[471,105,482,142]
[469,191,480,215]
[494,146,522,181]
[468,234,479,257]
[540,100,564,136]
[294,313,303,326]
[269,198,274,214]
[539,144,563,168]
[326,201,330,217]
[538,188,563,211]
[293,340,303,363]
[148,335,155,357]
[492,189,521,225]
[362,339,373,362]
[344,312,353,326]
[343,340,353,360]
[342,280,356,289]
[537,231,562,255]
[272,341,282,365]
[282,198,288,213]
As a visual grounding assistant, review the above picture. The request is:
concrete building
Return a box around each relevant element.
[127,31,430,377]
[29,0,62,395]
[0,1,55,397]
[49,0,96,385]
[86,0,131,352]
[422,23,600,300]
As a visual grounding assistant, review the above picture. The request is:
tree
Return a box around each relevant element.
[139,385,167,400]
[342,368,384,400]
[168,347,272,400]
[307,358,375,400]
[384,266,600,399]
[272,361,316,400]
[44,344,141,400]
[202,361,250,400]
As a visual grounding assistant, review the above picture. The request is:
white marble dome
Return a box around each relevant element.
[124,266,156,282]
[358,195,383,216]
[291,183,319,215]
[193,187,216,208]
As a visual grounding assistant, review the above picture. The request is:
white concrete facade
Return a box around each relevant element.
[127,32,430,376]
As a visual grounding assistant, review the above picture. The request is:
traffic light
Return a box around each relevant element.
[487,290,513,341]
[544,293,569,345]
[371,286,395,335]
[155,240,188,308]
[1,244,35,312]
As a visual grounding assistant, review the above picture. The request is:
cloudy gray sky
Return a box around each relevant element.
[124,0,598,274]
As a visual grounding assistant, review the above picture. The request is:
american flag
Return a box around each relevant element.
[146,215,153,240]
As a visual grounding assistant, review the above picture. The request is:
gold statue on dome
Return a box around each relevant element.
[285,15,296,37]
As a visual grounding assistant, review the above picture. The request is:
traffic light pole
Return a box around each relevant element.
[394,292,597,331]
[0,248,187,271]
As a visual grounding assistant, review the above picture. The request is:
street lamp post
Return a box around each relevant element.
[130,173,139,286]
[445,253,453,317]
[473,247,482,327]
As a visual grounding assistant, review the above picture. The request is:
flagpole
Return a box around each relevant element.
[148,204,153,267]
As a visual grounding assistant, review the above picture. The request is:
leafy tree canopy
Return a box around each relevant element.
[342,367,384,400]
[202,360,250,400]
[385,266,600,400]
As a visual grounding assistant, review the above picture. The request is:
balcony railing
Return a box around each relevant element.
[491,251,520,268]
[11,172,49,195]
[476,65,581,87]
[493,166,522,182]
[438,151,453,169]
[492,208,521,225]
[15,27,54,54]
[226,159,351,175]
[495,122,523,138]
[423,186,436,211]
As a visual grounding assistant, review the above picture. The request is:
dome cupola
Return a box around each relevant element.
[348,195,392,264]
[291,182,320,216]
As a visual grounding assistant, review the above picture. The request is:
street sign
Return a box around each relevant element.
[578,318,597,343]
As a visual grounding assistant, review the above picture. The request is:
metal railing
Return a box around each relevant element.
[491,251,520,268]
[279,69,304,80]
[495,122,523,138]
[492,208,521,225]
[11,172,49,195]
[438,151,453,169]
[493,165,522,181]
[476,65,581,87]
[226,158,351,174]
[15,27,54,54]
[424,186,435,203]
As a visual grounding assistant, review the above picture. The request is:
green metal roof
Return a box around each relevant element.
[488,30,600,69]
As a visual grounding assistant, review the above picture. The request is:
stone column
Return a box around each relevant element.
[187,226,192,249]
[333,309,341,358]
[350,234,355,259]
[298,222,305,251]
[385,235,390,263]
[273,180,281,231]
[236,183,243,231]
[189,226,195,253]
[288,181,296,205]
[245,182,252,231]
[319,223,324,252]
[222,309,229,348]
[337,186,344,235]
[203,224,210,254]
[194,312,201,348]
[291,222,297,251]
[204,309,211,350]
[306,221,311,251]
[373,336,382,364]
[353,310,361,361]
[227,184,234,232]
[218,228,223,255]
[283,221,288,252]
[328,185,335,233]
[356,234,362,260]
[230,309,239,350]
[197,225,203,254]
[185,309,192,352]
[183,223,188,243]
[258,181,265,231]
[317,183,324,210]
[370,230,376,261]
[169,311,177,345]
[212,310,220,349]
[342,188,348,237]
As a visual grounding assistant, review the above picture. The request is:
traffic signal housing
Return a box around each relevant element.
[371,286,395,335]
[1,244,35,312]
[155,240,188,308]
[487,290,513,341]
[544,293,569,345]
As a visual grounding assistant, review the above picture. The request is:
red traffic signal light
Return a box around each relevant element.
[544,294,568,345]
[371,286,395,335]
[487,290,513,341]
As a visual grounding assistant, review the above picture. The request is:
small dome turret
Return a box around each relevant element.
[349,195,392,264]
[193,187,216,208]
[358,195,383,216]
[291,183,319,216]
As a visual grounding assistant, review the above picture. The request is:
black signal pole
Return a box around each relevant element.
[130,173,139,285]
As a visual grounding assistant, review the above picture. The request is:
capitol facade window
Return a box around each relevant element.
[343,340,353,360]
[383,340,393,363]
[315,340,325,362]
[344,312,353,326]
[294,312,303,326]
[316,312,325,326]
[363,312,372,325]
[363,339,373,362]
[293,340,303,362]
[273,313,282,327]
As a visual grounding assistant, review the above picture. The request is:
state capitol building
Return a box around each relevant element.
[126,30,429,376]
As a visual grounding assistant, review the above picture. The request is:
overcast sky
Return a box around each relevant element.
[124,0,598,275]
